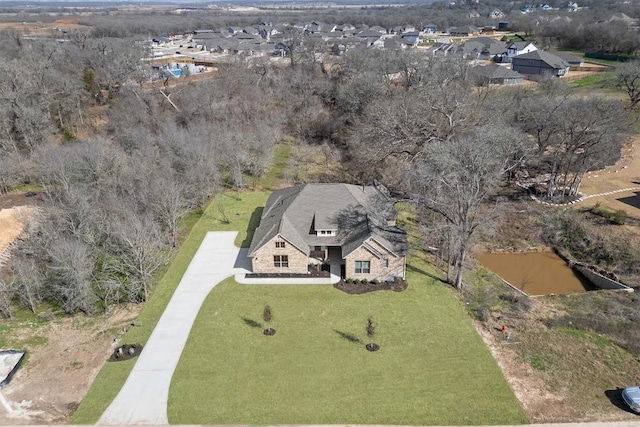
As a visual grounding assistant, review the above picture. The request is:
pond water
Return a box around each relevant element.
[475,252,598,296]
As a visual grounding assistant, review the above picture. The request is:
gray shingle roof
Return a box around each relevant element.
[550,51,583,65]
[248,183,407,258]
[474,63,523,79]
[513,50,569,69]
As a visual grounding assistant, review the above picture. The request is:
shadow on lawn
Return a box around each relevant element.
[241,317,263,329]
[406,263,448,285]
[334,330,363,344]
[241,207,264,248]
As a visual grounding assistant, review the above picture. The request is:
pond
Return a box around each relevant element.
[475,252,598,296]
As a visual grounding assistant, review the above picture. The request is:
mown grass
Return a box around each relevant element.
[169,202,527,425]
[569,72,616,90]
[168,254,528,425]
[70,145,284,424]
[73,140,527,425]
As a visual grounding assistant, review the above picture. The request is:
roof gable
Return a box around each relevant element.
[248,183,407,258]
[513,50,569,69]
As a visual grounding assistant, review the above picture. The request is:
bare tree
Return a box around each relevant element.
[409,126,531,289]
[516,94,627,199]
[0,277,16,318]
[12,256,46,313]
[47,237,97,314]
[616,60,640,110]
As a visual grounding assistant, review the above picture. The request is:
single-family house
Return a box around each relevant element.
[356,29,384,40]
[472,63,524,86]
[511,50,570,78]
[423,23,438,34]
[426,42,455,56]
[248,183,408,281]
[227,27,244,35]
[400,31,420,46]
[550,51,583,67]
[458,37,506,60]
[504,41,537,62]
[448,26,480,36]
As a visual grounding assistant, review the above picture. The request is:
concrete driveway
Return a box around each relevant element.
[99,231,250,425]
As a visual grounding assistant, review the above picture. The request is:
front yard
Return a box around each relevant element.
[168,256,528,425]
[73,142,528,425]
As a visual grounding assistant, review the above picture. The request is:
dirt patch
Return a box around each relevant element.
[0,19,91,37]
[0,193,45,262]
[474,296,640,423]
[579,137,640,217]
[0,306,140,424]
[473,318,572,422]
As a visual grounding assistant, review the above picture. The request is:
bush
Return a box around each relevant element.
[611,209,628,225]
[591,202,627,225]
[499,292,532,312]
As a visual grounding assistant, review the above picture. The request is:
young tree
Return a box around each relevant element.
[365,317,378,351]
[263,304,275,335]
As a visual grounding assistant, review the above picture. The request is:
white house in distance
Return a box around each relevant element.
[505,41,537,62]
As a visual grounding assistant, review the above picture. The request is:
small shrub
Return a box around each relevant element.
[372,279,379,285]
[611,209,628,225]
[61,128,76,141]
[591,202,627,225]
[346,278,353,284]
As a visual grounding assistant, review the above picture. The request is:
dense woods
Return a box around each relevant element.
[0,0,637,316]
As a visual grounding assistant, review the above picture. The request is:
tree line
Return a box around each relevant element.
[0,32,284,316]
[0,5,632,314]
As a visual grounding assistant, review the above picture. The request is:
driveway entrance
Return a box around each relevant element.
[99,231,249,425]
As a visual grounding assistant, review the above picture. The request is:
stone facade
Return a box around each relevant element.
[344,238,405,281]
[251,235,308,274]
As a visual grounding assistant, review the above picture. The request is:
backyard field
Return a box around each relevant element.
[168,260,528,425]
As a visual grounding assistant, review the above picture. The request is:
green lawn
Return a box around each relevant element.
[72,141,527,425]
[70,189,270,424]
[569,72,616,90]
[71,143,295,424]
[168,257,528,425]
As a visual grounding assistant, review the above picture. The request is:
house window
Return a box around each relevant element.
[355,261,370,274]
[274,255,289,268]
[383,259,389,268]
[275,241,285,248]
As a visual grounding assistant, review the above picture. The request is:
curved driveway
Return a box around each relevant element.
[99,231,250,425]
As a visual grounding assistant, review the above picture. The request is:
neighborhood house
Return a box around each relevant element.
[248,183,408,281]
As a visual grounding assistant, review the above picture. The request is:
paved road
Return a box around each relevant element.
[34,422,640,427]
[99,232,250,425]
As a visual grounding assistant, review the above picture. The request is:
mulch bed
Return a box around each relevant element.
[245,271,330,279]
[108,344,143,362]
[334,277,407,295]
[366,343,380,352]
